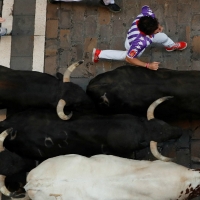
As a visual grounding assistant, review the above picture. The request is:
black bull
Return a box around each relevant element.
[0,150,36,198]
[0,97,185,161]
[86,66,200,120]
[0,60,95,120]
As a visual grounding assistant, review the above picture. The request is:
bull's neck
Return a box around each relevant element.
[187,169,200,199]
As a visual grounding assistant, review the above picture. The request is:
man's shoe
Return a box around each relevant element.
[165,42,187,52]
[99,0,121,13]
[48,0,56,3]
[92,48,101,63]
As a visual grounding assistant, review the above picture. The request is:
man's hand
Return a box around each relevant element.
[148,62,160,70]
[125,56,160,70]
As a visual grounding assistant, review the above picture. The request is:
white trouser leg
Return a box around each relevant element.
[99,37,129,61]
[103,0,115,5]
[152,32,175,47]
[99,50,127,60]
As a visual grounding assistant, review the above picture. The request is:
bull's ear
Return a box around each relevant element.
[56,72,63,80]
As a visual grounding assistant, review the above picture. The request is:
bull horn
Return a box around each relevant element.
[147,96,173,120]
[57,99,73,120]
[150,141,173,162]
[0,129,12,152]
[0,175,11,196]
[63,60,84,82]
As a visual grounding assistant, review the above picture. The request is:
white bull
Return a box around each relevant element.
[24,142,200,200]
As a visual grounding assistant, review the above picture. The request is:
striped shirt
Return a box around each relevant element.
[127,5,155,58]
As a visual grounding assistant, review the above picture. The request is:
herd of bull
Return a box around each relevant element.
[0,61,200,199]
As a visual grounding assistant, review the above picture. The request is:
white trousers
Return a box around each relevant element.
[54,0,115,3]
[99,33,175,60]
[103,0,115,4]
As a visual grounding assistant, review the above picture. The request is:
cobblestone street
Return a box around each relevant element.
[45,0,200,172]
[1,0,200,199]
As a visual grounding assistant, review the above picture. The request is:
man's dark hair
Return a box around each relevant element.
[138,16,159,35]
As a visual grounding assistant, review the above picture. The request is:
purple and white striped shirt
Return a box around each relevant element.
[127,5,155,58]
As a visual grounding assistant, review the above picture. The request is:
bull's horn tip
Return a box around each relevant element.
[7,127,13,133]
[150,141,157,145]
[79,60,84,64]
[164,96,173,101]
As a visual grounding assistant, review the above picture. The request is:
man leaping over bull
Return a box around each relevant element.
[92,5,187,70]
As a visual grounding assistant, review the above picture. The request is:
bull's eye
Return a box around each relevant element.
[44,137,54,147]
[10,131,17,140]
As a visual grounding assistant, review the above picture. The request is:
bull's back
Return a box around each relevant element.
[0,66,59,107]
[25,154,190,200]
[86,66,200,119]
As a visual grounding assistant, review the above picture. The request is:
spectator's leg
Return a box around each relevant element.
[100,0,121,13]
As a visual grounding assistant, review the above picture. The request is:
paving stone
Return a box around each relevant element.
[72,5,85,23]
[59,29,71,48]
[13,0,35,15]
[98,40,110,50]
[191,0,200,13]
[191,60,200,70]
[161,53,179,70]
[99,25,112,42]
[10,56,33,70]
[60,1,73,11]
[192,36,200,60]
[84,3,98,16]
[84,37,97,53]
[85,15,98,37]
[110,36,125,50]
[191,14,200,37]
[44,55,57,75]
[12,15,35,36]
[150,46,164,63]
[71,42,84,62]
[177,49,192,69]
[163,1,178,18]
[46,19,59,39]
[177,24,188,42]
[11,36,33,57]
[58,49,71,68]
[47,4,59,20]
[71,22,84,42]
[45,39,58,56]
[60,10,71,29]
[164,17,178,36]
[98,9,111,25]
[178,3,191,25]
[110,60,126,71]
